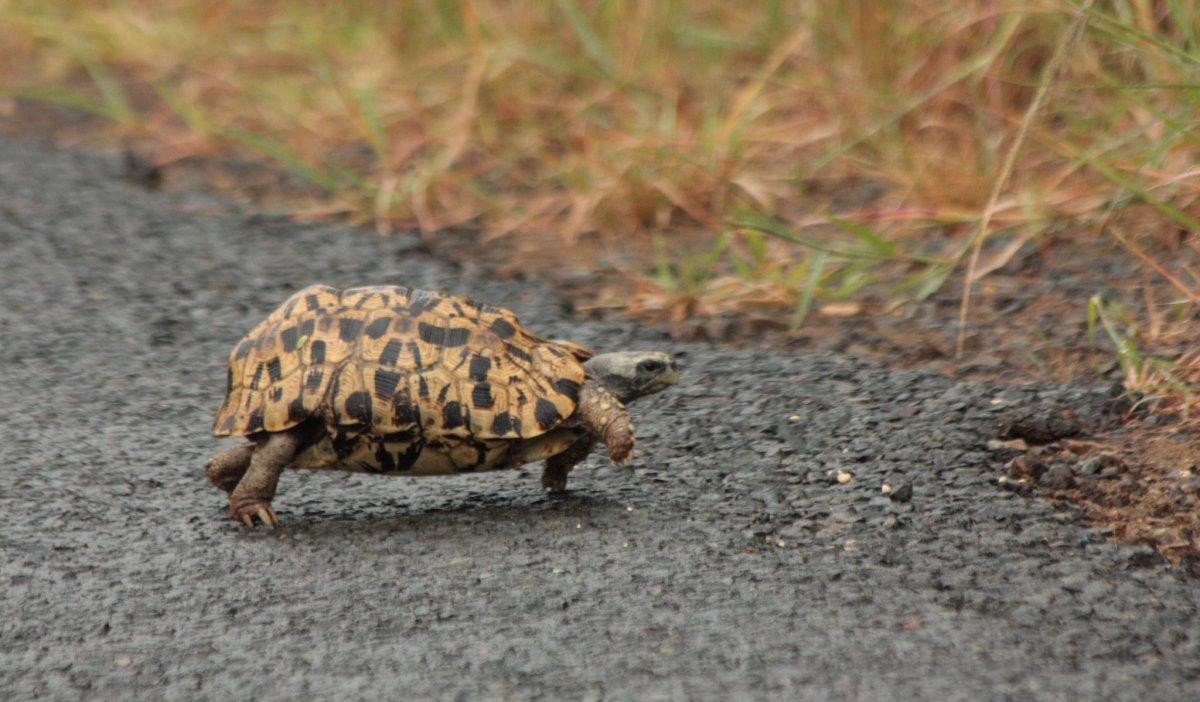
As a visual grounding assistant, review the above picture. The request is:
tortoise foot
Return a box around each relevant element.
[542,476,569,493]
[541,464,570,492]
[229,498,279,528]
[608,438,635,467]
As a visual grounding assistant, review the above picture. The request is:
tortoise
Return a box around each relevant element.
[204,284,678,526]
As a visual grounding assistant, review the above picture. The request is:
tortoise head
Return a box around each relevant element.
[583,351,679,403]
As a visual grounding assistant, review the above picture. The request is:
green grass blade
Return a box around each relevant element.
[732,212,940,263]
[827,214,895,256]
[1067,143,1200,233]
[70,45,136,125]
[553,0,616,78]
[912,264,953,302]
[791,251,828,329]
[1086,295,1100,346]
[433,0,465,41]
[1163,0,1197,48]
[351,86,387,161]
[152,83,216,135]
[1074,0,1200,69]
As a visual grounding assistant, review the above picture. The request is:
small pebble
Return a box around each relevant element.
[881,484,893,494]
[114,656,132,668]
[836,471,852,484]
[889,483,913,503]
[1041,464,1076,490]
[998,475,1032,495]
[987,438,1028,451]
[1006,456,1046,481]
[843,539,857,551]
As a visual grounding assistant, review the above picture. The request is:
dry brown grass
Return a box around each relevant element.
[2,0,1199,358]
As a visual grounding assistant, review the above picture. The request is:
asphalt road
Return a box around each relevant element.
[2,137,1199,701]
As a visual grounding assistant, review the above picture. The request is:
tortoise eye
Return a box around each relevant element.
[638,359,665,374]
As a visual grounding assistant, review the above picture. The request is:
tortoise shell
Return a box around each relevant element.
[213,285,592,445]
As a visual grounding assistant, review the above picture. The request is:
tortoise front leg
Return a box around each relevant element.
[577,382,635,466]
[541,435,596,492]
[228,430,301,527]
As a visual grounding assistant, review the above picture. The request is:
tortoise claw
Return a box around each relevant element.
[231,499,280,528]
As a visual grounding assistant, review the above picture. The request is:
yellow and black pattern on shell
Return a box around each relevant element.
[212,285,591,464]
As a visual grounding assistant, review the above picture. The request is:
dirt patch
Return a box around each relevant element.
[1040,426,1200,567]
[972,403,1200,568]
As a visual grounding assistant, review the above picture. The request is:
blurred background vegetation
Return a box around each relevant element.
[1,1,1198,367]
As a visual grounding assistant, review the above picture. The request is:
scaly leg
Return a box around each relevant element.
[576,382,635,466]
[204,443,254,493]
[228,430,300,527]
[541,435,596,492]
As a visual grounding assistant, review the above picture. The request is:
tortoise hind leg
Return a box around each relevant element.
[204,443,254,493]
[228,430,302,527]
[507,428,583,491]
[541,436,596,493]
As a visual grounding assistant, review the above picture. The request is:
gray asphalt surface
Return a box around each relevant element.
[2,137,1199,701]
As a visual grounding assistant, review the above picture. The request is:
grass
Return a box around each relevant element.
[1087,292,1200,416]
[2,0,1200,391]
